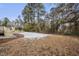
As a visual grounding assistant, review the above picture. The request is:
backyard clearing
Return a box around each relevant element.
[0,33,79,56]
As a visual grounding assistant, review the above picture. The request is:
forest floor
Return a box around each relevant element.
[0,34,79,56]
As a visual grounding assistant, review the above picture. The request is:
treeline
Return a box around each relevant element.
[1,3,79,35]
[22,3,79,35]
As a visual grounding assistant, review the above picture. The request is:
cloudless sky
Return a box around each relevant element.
[0,3,55,21]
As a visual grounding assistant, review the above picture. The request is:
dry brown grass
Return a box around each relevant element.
[0,34,79,56]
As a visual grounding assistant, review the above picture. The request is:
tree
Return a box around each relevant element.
[22,4,34,23]
[22,3,46,23]
[31,3,46,32]
[22,3,46,32]
[33,3,46,22]
[2,17,10,26]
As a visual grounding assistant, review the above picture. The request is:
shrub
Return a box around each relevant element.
[23,23,37,32]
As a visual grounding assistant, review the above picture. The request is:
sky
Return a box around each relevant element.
[0,3,55,21]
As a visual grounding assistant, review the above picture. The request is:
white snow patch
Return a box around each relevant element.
[19,32,49,39]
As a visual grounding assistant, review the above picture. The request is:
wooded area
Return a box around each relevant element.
[0,3,79,35]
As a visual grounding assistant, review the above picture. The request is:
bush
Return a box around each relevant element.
[23,23,32,31]
[23,23,37,32]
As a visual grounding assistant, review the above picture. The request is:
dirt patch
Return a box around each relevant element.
[0,34,79,56]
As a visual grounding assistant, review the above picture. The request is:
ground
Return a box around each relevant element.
[0,34,79,56]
